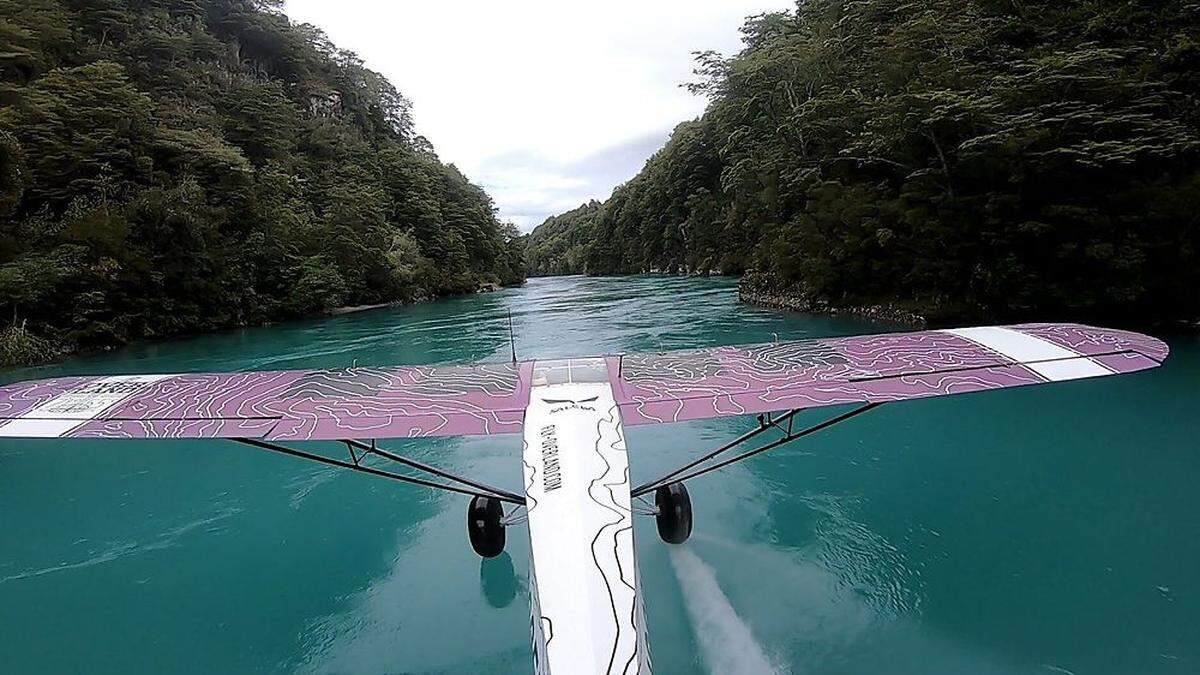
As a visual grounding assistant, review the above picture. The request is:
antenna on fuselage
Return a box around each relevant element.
[507,309,518,363]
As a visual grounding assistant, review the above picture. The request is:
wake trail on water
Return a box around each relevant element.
[669,547,783,675]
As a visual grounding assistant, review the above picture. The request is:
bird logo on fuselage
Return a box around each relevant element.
[541,395,599,413]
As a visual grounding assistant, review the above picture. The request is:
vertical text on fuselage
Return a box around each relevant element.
[539,425,562,492]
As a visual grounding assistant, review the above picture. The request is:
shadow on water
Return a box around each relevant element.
[480,552,520,609]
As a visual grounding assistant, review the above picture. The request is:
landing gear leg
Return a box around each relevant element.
[654,482,693,544]
[468,495,506,558]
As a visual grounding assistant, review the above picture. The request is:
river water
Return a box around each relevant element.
[1,275,1197,674]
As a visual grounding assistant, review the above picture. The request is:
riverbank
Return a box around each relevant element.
[330,281,504,316]
[531,269,932,326]
[738,270,1200,333]
[0,281,517,370]
[737,271,927,326]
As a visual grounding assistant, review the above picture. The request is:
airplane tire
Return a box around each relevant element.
[655,482,693,544]
[468,495,506,558]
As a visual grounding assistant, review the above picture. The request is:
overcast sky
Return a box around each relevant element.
[282,0,793,231]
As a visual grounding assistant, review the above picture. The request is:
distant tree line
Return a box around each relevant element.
[526,0,1199,326]
[523,200,601,277]
[0,0,524,365]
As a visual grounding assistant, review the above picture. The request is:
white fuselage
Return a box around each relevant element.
[521,358,651,674]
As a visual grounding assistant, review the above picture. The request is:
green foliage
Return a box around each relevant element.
[0,320,62,367]
[543,0,1200,325]
[2,61,154,205]
[525,200,601,276]
[0,0,73,94]
[0,244,87,316]
[0,0,524,363]
[218,80,299,164]
[288,255,348,314]
[0,129,23,218]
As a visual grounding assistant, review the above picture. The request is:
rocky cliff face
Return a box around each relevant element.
[738,271,927,326]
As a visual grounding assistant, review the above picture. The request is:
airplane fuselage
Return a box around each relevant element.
[522,358,651,674]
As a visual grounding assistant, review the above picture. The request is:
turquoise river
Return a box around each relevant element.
[1,275,1198,674]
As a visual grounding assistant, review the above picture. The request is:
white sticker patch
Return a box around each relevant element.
[1,375,171,438]
[944,327,1112,382]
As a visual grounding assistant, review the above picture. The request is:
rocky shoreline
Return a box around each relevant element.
[330,281,505,316]
[3,281,519,369]
[738,271,928,326]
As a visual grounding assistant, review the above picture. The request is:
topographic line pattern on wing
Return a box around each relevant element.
[1014,323,1169,362]
[615,324,1166,425]
[0,363,531,440]
[261,364,529,440]
[0,377,92,418]
[0,324,1166,438]
[71,418,279,439]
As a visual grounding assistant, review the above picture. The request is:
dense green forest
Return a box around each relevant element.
[523,200,600,277]
[527,0,1200,326]
[0,0,524,365]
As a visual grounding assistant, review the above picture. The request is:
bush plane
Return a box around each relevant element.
[0,323,1168,674]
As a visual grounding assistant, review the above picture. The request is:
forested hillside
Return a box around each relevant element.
[524,200,600,277]
[0,0,524,365]
[528,0,1200,325]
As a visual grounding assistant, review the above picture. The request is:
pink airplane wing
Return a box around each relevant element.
[608,323,1168,426]
[0,323,1167,440]
[0,362,534,440]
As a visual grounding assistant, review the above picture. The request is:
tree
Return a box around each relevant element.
[0,0,525,365]
[536,0,1200,326]
[1,61,154,207]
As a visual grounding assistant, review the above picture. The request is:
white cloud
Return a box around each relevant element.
[283,0,793,230]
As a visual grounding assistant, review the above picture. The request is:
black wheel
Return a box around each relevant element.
[654,482,693,544]
[468,496,506,558]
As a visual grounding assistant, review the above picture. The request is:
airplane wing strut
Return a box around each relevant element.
[230,437,525,504]
[631,402,881,497]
